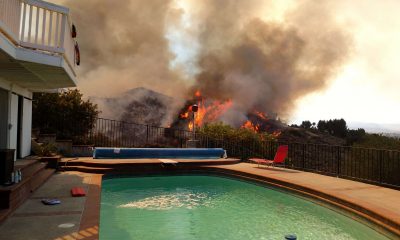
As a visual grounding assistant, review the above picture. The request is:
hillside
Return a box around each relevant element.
[279,126,400,150]
[352,134,400,151]
[278,127,346,146]
[90,87,183,126]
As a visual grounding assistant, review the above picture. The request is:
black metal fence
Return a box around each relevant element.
[55,117,192,148]
[53,117,400,189]
[236,141,400,189]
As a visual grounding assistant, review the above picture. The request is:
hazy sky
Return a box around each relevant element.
[54,0,400,125]
[290,0,400,124]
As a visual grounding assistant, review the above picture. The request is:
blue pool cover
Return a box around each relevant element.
[93,148,226,159]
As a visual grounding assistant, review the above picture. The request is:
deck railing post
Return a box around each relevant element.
[60,14,66,48]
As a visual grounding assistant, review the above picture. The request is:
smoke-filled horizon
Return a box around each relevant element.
[60,0,351,126]
[190,0,350,125]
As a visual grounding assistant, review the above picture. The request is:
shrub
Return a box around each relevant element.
[32,89,99,140]
[32,142,58,157]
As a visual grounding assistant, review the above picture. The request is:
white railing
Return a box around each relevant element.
[62,11,75,70]
[0,0,21,41]
[0,0,76,74]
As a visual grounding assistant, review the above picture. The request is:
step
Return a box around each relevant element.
[6,169,55,210]
[0,165,55,223]
[18,161,48,180]
[1,161,47,196]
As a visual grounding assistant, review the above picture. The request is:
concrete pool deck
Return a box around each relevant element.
[0,161,399,239]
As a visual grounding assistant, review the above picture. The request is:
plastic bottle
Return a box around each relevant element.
[14,170,19,183]
[18,169,22,182]
[11,171,15,183]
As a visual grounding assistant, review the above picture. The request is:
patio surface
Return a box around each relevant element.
[0,161,399,239]
[0,171,100,240]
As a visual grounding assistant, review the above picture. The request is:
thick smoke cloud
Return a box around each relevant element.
[191,0,351,125]
[63,0,188,98]
[60,0,351,126]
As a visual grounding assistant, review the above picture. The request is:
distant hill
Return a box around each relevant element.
[348,122,400,134]
[90,87,183,126]
[278,127,346,145]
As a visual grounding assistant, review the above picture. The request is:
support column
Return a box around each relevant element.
[20,97,32,158]
[8,93,18,160]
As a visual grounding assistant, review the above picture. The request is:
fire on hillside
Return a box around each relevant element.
[173,90,285,135]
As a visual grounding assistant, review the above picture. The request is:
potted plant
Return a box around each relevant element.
[32,141,60,169]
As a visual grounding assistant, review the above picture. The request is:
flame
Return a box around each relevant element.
[179,98,280,136]
[188,122,194,131]
[178,93,281,137]
[255,111,268,121]
[195,99,232,127]
[272,130,281,137]
[181,90,233,130]
[241,120,260,133]
[180,112,190,119]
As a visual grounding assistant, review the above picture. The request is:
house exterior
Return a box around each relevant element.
[0,0,78,160]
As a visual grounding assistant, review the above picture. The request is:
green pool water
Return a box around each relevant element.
[99,175,390,240]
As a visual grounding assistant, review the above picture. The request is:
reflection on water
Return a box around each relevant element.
[119,192,213,210]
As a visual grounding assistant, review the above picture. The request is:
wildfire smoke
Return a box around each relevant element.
[58,0,351,130]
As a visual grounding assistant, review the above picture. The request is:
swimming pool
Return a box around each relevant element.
[99,175,391,240]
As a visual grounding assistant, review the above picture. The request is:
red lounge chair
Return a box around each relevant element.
[250,145,288,168]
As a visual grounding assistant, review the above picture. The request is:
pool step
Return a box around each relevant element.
[59,159,241,174]
[60,163,169,174]
[60,165,112,174]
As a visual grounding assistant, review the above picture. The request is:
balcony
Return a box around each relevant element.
[0,0,77,90]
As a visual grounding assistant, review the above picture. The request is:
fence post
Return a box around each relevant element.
[146,125,149,144]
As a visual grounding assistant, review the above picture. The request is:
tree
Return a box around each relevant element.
[32,89,99,140]
[317,119,348,138]
[346,128,366,145]
[300,120,312,129]
[317,120,327,132]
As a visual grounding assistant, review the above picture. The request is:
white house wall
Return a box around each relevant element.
[20,97,32,158]
[1,78,34,159]
[9,93,18,160]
